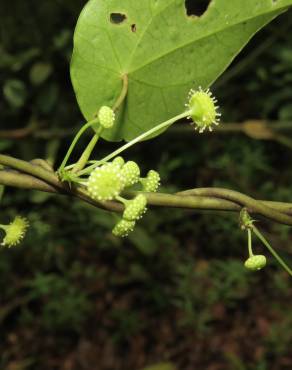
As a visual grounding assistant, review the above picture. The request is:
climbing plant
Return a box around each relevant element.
[1,0,292,276]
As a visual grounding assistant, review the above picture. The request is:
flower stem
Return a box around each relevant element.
[58,117,99,173]
[116,195,128,205]
[252,225,292,276]
[247,228,253,257]
[71,130,102,174]
[78,110,191,175]
[69,75,128,174]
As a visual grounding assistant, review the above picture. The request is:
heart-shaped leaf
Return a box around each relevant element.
[71,0,292,142]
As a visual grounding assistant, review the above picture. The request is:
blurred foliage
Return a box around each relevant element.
[1,1,292,370]
[141,363,177,370]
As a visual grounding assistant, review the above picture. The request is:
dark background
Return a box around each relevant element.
[1,1,292,369]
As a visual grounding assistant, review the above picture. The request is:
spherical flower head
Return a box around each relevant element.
[1,216,29,247]
[121,161,141,187]
[187,87,220,133]
[112,219,135,237]
[112,156,125,168]
[244,255,267,271]
[98,106,115,129]
[142,170,161,192]
[87,163,125,201]
[123,194,147,221]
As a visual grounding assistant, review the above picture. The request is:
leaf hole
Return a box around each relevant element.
[131,24,137,32]
[110,13,127,24]
[185,0,212,17]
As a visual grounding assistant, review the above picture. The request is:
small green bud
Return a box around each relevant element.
[98,106,115,129]
[187,87,220,133]
[0,216,29,247]
[112,219,135,237]
[239,208,254,230]
[121,161,140,187]
[244,255,267,271]
[112,156,125,168]
[123,194,147,221]
[58,168,81,185]
[141,170,160,192]
[87,163,124,201]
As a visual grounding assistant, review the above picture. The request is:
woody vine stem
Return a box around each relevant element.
[1,78,292,222]
[1,154,292,224]
[1,78,292,275]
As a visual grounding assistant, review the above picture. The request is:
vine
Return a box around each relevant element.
[1,0,292,278]
[0,89,292,276]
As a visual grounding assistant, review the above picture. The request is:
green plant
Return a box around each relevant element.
[0,215,29,247]
[1,0,292,278]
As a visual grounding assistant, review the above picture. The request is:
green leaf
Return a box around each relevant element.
[71,0,292,142]
[140,363,177,370]
[3,79,27,108]
[30,62,53,85]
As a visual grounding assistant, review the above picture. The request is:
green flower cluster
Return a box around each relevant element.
[87,157,160,237]
[0,216,29,248]
[112,194,147,237]
[187,87,221,133]
[98,106,115,129]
